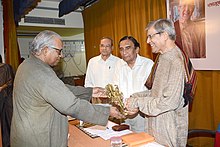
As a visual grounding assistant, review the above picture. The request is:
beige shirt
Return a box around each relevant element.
[130,47,188,147]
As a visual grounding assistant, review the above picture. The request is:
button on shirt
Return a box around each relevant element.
[85,54,120,88]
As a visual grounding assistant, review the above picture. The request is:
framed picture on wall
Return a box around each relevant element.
[166,0,220,70]
[167,0,205,22]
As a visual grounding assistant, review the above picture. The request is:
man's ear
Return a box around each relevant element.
[135,47,140,54]
[163,32,170,40]
[41,47,48,56]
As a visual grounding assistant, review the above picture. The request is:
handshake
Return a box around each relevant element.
[92,84,139,120]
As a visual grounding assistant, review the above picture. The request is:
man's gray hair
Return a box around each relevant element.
[30,30,62,55]
[146,19,176,40]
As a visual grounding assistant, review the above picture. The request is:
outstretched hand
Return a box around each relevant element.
[110,107,126,119]
[92,87,107,97]
[124,107,139,116]
[124,97,139,116]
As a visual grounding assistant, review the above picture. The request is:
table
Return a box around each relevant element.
[68,120,164,147]
[68,120,110,147]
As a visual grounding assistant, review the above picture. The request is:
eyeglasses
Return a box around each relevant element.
[100,44,112,48]
[49,46,63,55]
[147,32,163,40]
[119,45,135,52]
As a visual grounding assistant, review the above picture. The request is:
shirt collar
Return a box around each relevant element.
[98,54,114,62]
[121,54,142,67]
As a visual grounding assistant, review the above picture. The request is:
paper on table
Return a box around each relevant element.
[140,142,165,147]
[83,121,132,140]
[82,121,165,147]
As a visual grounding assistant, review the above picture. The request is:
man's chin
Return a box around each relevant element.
[50,62,59,67]
[152,48,158,53]
[101,53,110,57]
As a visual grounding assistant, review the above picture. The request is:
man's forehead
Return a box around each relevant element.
[179,0,194,5]
[101,38,111,42]
[119,39,133,47]
[147,27,156,35]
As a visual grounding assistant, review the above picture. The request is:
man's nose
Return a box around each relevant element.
[146,37,151,44]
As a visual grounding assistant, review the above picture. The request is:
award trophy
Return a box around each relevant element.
[105,84,129,131]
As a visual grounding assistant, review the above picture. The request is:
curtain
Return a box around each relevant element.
[13,0,40,25]
[2,0,20,71]
[83,0,166,62]
[188,71,220,146]
[83,0,220,146]
[2,0,39,71]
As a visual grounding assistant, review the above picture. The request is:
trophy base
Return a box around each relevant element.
[112,124,130,131]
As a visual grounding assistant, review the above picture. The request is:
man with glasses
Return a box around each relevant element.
[10,30,125,147]
[85,37,120,88]
[125,19,189,146]
[49,46,63,55]
[112,36,154,132]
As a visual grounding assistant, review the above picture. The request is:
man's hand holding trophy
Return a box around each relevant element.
[105,84,139,131]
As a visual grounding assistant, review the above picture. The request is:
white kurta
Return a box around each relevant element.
[112,55,154,132]
[85,54,120,88]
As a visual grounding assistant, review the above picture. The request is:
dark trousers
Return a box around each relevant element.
[0,94,13,147]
